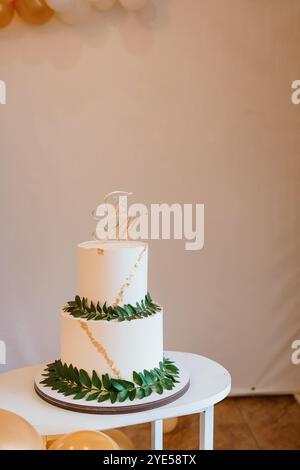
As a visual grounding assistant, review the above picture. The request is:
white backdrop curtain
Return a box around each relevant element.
[0,0,300,394]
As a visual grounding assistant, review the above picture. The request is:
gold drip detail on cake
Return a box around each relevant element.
[114,245,147,307]
[79,321,121,379]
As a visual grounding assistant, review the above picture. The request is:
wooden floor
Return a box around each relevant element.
[121,396,300,450]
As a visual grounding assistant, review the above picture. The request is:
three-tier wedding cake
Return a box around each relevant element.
[38,211,183,407]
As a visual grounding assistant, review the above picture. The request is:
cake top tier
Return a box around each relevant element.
[78,240,148,306]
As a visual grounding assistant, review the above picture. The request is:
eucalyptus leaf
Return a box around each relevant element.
[79,369,91,389]
[86,391,101,401]
[118,379,135,390]
[143,370,154,385]
[136,388,145,399]
[98,393,110,403]
[162,379,174,390]
[110,391,117,404]
[64,388,80,397]
[92,370,102,390]
[165,364,179,374]
[144,386,152,397]
[118,390,129,402]
[155,383,164,395]
[133,371,143,386]
[111,379,125,392]
[129,389,136,401]
[74,390,89,400]
[102,374,111,391]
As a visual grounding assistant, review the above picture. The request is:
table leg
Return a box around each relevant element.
[199,406,214,450]
[151,419,163,450]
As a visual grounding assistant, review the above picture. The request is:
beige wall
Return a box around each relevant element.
[1,0,300,394]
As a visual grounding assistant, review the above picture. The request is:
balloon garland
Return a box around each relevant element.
[0,1,14,29]
[0,0,149,29]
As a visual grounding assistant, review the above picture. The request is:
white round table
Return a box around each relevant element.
[0,351,231,450]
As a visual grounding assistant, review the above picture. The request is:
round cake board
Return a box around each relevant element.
[34,355,190,415]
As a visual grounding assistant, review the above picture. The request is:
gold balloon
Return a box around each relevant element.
[49,430,120,450]
[104,429,135,450]
[0,409,45,450]
[0,1,14,29]
[15,0,54,25]
[163,417,178,434]
[45,433,63,449]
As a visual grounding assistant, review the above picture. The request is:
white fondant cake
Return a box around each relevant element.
[61,311,163,380]
[60,240,164,380]
[78,240,148,305]
[39,195,182,408]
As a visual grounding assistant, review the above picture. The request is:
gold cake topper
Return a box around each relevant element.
[92,191,144,242]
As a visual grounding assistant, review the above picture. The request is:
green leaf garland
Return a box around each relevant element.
[63,292,161,322]
[40,358,179,404]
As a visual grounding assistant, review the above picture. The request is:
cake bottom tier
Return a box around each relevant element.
[60,310,163,381]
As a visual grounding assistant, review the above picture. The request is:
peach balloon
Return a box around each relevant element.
[15,0,54,25]
[104,429,135,450]
[49,430,120,450]
[0,1,14,29]
[163,417,178,434]
[0,409,45,450]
